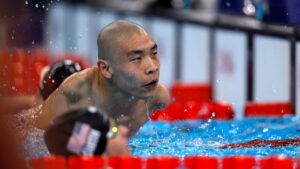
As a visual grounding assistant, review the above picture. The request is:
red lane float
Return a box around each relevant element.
[108,156,143,169]
[296,157,300,169]
[184,156,218,169]
[244,102,292,117]
[151,101,234,121]
[68,156,104,169]
[222,155,256,169]
[171,82,212,103]
[146,156,180,169]
[259,155,294,169]
[27,155,300,169]
[29,156,66,169]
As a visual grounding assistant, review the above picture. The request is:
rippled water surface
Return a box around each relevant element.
[130,116,300,158]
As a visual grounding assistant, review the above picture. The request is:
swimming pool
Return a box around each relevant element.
[23,115,300,169]
[130,116,300,158]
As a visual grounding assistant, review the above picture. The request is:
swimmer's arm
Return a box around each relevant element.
[35,81,88,129]
[34,88,69,129]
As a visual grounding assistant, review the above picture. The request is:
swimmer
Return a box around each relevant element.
[44,106,130,156]
[36,59,83,103]
[31,20,170,136]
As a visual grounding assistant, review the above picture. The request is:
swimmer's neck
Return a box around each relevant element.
[95,74,141,115]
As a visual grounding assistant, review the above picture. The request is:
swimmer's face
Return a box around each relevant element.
[110,31,160,100]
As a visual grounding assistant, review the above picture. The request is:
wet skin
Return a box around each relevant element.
[29,23,170,137]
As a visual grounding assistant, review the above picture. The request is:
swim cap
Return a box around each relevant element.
[44,106,111,156]
[39,59,83,100]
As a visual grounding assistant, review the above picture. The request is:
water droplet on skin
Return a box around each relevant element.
[51,80,55,83]
[25,1,28,4]
[11,36,14,40]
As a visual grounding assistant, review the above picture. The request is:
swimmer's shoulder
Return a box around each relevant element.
[60,67,98,90]
[149,83,170,110]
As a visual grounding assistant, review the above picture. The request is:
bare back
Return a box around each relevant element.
[33,67,98,129]
[32,67,170,135]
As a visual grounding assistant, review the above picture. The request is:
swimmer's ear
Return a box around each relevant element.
[98,59,113,78]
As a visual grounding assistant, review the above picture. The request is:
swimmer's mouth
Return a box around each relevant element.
[144,80,158,90]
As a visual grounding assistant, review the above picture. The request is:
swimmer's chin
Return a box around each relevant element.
[139,95,154,102]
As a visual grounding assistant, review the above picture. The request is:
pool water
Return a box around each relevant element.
[129,116,300,158]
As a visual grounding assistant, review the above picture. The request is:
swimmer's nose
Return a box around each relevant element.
[145,57,159,75]
[146,66,158,75]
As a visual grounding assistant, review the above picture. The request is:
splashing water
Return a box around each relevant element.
[9,109,49,159]
[145,103,160,142]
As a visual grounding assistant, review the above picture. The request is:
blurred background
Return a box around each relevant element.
[0,0,300,118]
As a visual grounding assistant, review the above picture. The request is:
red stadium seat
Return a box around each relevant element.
[30,49,50,93]
[8,49,32,95]
[0,50,10,96]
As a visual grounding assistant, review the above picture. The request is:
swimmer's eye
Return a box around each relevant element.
[152,51,157,56]
[130,57,142,62]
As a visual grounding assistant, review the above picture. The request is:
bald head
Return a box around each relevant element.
[97,20,148,61]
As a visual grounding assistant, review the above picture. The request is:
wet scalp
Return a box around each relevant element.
[97,20,147,61]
